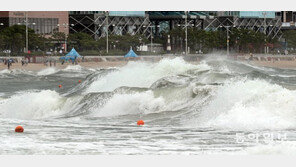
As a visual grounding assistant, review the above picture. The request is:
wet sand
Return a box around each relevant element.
[251,60,296,69]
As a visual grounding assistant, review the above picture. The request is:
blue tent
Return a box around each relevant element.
[124,48,138,58]
[60,48,82,60]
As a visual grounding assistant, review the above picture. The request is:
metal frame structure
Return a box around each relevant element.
[69,13,96,35]
[69,11,286,54]
[148,11,206,35]
[69,12,152,40]
[69,11,209,41]
[203,16,283,40]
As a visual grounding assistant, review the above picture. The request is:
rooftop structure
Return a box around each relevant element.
[69,11,151,39]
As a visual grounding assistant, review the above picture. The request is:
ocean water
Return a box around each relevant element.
[1,57,296,155]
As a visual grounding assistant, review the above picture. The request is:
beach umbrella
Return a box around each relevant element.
[60,48,82,60]
[124,48,138,58]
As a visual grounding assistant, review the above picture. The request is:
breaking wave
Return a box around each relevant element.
[0,90,82,119]
[1,57,296,131]
[197,78,296,130]
[37,67,58,76]
[86,57,210,93]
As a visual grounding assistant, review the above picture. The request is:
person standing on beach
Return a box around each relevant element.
[248,53,253,62]
[74,57,78,65]
[7,59,12,69]
[25,58,28,65]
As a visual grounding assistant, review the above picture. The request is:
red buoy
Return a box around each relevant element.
[15,126,24,133]
[58,84,62,88]
[137,120,144,126]
[78,80,81,83]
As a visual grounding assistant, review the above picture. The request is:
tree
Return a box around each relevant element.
[0,25,43,53]
[68,32,97,51]
[52,32,66,44]
[0,25,26,53]
[283,30,296,49]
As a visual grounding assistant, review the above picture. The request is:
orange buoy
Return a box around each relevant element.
[137,120,144,126]
[15,126,24,133]
[58,84,62,88]
[78,80,81,83]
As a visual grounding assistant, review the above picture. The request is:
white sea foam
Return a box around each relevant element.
[86,57,210,93]
[37,67,58,76]
[0,69,33,75]
[0,90,71,119]
[63,65,82,71]
[91,91,166,117]
[2,56,296,154]
[198,78,296,130]
[0,69,11,74]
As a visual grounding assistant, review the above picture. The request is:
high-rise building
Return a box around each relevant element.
[0,11,69,36]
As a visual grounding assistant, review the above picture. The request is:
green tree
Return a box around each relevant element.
[283,30,296,49]
[68,32,97,51]
[0,25,43,53]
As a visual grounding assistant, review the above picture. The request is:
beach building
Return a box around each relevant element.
[0,11,69,37]
[281,11,296,30]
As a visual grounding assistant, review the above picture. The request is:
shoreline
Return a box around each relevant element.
[0,61,129,71]
[250,60,296,69]
[2,58,296,72]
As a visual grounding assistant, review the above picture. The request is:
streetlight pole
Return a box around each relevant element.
[150,26,153,52]
[143,25,160,53]
[58,23,73,53]
[263,11,267,54]
[62,23,68,53]
[25,11,28,53]
[143,25,153,52]
[185,11,188,55]
[221,25,232,56]
[178,12,192,55]
[106,11,109,53]
[226,26,229,56]
[19,13,35,54]
[64,29,67,53]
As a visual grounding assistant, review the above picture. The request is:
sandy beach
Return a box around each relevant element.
[0,61,129,71]
[2,58,296,71]
[251,60,296,69]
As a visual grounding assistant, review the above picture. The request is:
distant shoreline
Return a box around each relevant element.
[1,54,296,71]
[250,61,296,69]
[0,61,128,72]
[0,55,205,71]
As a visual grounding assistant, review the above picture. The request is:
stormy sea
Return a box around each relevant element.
[1,56,296,155]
